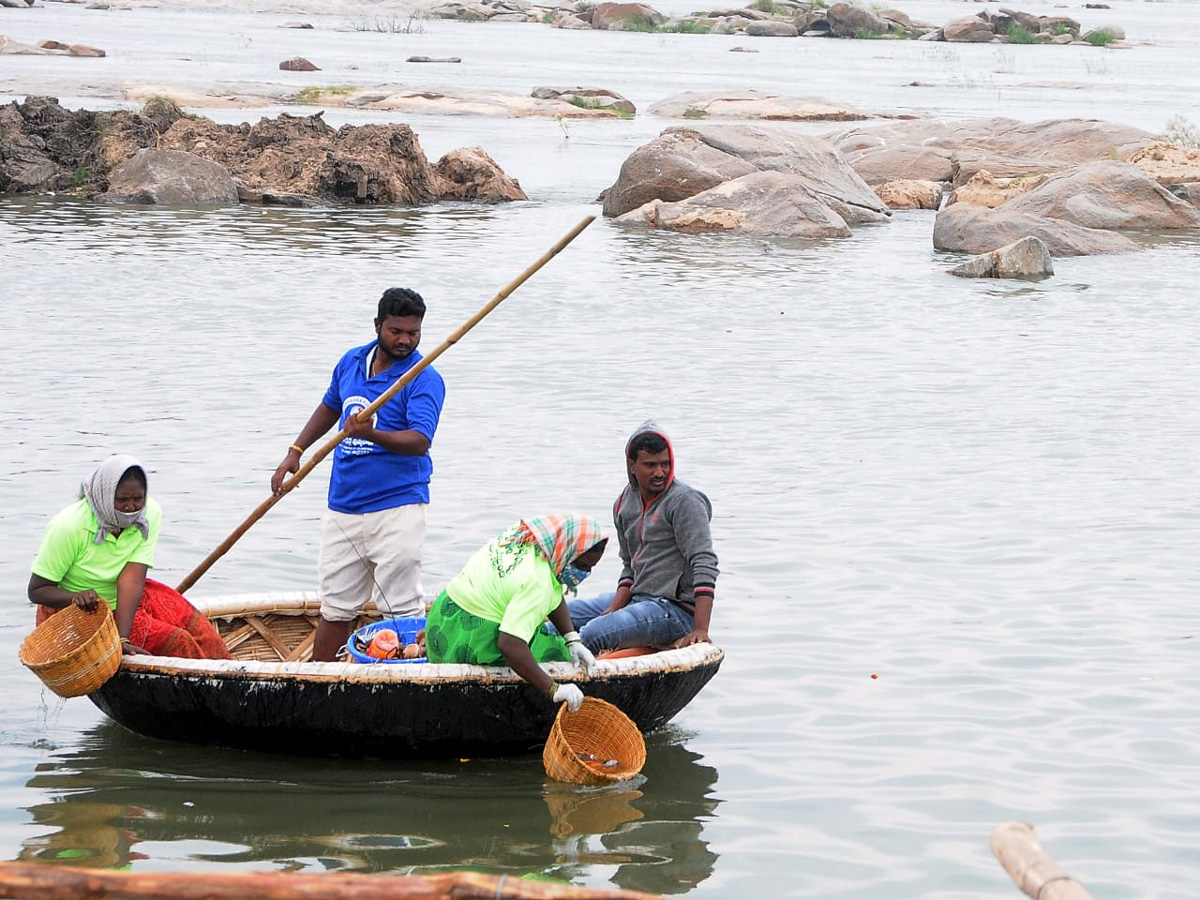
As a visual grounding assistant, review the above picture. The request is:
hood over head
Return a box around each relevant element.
[625,419,674,492]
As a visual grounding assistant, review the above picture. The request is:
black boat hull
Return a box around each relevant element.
[90,649,723,759]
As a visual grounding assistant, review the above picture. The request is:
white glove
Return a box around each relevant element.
[563,631,596,672]
[552,682,584,712]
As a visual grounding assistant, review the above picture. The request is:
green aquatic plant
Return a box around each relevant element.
[1006,24,1037,43]
[683,106,707,119]
[296,85,355,105]
[617,14,659,31]
[568,95,633,117]
[1086,28,1116,46]
[1048,21,1069,35]
[72,167,92,188]
[656,19,711,33]
[750,0,779,13]
[853,27,882,39]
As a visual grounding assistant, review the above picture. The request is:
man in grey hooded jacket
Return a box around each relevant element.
[567,421,718,654]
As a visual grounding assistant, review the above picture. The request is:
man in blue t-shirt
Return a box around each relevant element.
[272,287,446,661]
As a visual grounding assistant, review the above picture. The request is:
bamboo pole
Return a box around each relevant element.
[176,215,595,595]
[990,821,1095,900]
[0,863,663,900]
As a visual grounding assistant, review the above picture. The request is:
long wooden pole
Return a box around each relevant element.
[991,821,1095,900]
[0,862,663,900]
[176,215,596,595]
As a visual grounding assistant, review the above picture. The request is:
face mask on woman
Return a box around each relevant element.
[113,507,146,530]
[558,563,591,590]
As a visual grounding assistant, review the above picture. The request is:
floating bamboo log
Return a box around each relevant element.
[0,863,665,900]
[990,821,1095,900]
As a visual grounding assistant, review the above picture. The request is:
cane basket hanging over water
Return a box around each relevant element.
[19,602,122,698]
[543,697,647,785]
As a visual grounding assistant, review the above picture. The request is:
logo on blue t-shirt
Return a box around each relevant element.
[341,396,377,456]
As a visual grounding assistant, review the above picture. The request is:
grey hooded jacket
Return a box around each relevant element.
[613,421,719,611]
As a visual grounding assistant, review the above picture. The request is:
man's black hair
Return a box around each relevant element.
[628,432,668,459]
[377,287,426,320]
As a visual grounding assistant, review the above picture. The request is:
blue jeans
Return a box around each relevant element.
[567,592,694,654]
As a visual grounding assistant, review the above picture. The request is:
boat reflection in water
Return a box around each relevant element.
[20,720,719,895]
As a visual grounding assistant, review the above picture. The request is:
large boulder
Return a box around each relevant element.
[667,124,891,224]
[949,170,1046,208]
[999,160,1200,230]
[648,91,869,122]
[616,171,853,238]
[829,117,1156,186]
[103,148,239,205]
[591,2,665,30]
[433,146,527,201]
[602,124,891,228]
[745,20,798,36]
[934,161,1200,255]
[839,144,955,185]
[826,2,893,37]
[943,16,995,42]
[950,235,1054,279]
[933,203,1137,256]
[601,129,759,218]
[875,179,944,210]
[0,35,51,54]
[604,124,890,237]
[531,86,635,117]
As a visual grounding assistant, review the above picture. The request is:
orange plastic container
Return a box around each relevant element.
[367,628,399,659]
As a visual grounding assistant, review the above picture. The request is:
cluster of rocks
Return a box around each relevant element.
[426,0,1127,45]
[0,95,527,206]
[0,0,36,7]
[599,117,1200,278]
[0,34,105,55]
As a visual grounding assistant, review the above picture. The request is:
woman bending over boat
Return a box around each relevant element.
[27,455,230,659]
[425,515,605,711]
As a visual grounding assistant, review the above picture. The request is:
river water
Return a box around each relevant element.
[2,0,1199,897]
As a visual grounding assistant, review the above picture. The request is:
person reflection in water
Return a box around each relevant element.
[20,801,150,869]
[27,455,230,659]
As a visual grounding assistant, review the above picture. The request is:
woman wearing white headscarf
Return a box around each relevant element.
[28,456,229,659]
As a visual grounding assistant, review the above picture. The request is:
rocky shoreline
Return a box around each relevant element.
[3,0,1200,279]
[0,96,527,205]
[429,0,1128,48]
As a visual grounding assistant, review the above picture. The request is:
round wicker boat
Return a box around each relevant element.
[88,591,724,760]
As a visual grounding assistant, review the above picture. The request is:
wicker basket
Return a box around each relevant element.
[19,603,122,698]
[543,697,647,785]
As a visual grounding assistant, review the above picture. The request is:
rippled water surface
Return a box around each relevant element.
[2,1,1200,897]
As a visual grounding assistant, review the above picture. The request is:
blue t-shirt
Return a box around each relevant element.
[322,341,446,514]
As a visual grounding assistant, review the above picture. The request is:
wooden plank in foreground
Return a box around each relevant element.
[0,863,666,900]
[990,821,1095,900]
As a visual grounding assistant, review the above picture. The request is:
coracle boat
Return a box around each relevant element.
[88,592,724,760]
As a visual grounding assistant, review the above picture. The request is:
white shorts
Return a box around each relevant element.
[318,504,426,622]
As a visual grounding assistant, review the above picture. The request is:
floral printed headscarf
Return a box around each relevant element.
[498,514,606,583]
